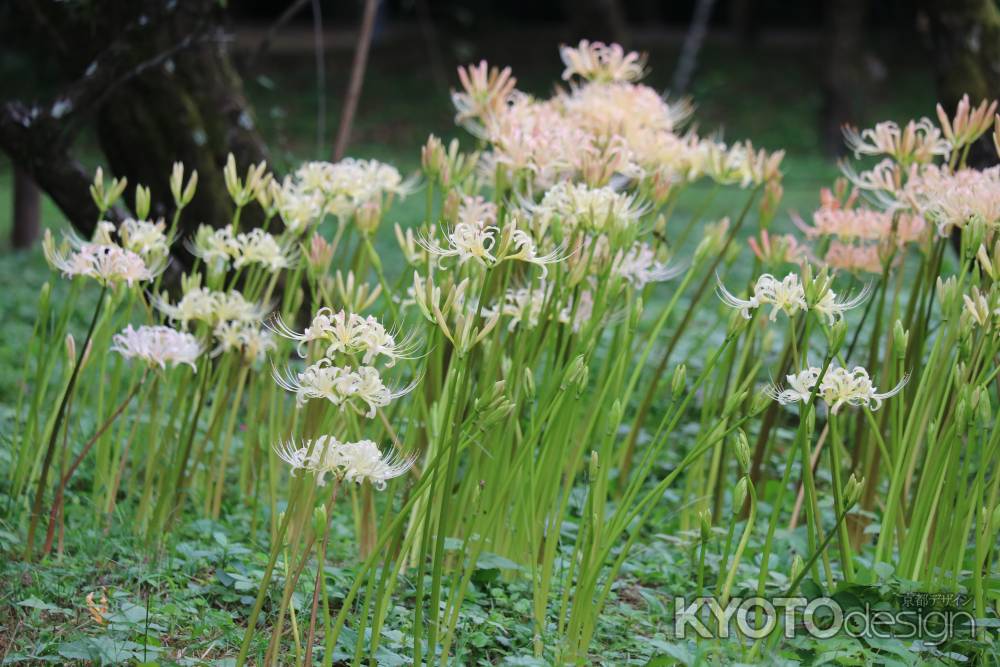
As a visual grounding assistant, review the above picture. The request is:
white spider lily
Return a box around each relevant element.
[811,283,872,325]
[268,308,415,367]
[154,287,268,330]
[767,365,908,414]
[503,228,565,276]
[612,242,684,288]
[272,178,325,233]
[274,436,415,490]
[212,321,277,363]
[559,39,647,83]
[212,292,271,324]
[110,325,201,371]
[489,284,550,331]
[531,182,646,234]
[717,272,807,321]
[963,287,995,327]
[272,360,415,417]
[118,218,169,261]
[765,366,822,406]
[337,439,416,489]
[43,230,164,287]
[842,118,950,163]
[234,228,297,272]
[153,287,218,328]
[188,225,240,274]
[418,222,499,268]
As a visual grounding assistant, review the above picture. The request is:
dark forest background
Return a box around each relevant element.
[0,0,994,248]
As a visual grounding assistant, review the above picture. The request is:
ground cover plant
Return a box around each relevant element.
[1,41,999,665]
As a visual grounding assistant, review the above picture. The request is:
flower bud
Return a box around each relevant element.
[734,429,751,473]
[977,388,992,426]
[969,386,982,413]
[936,276,961,319]
[671,364,686,399]
[65,333,76,363]
[38,281,51,315]
[576,363,590,395]
[955,398,968,426]
[609,399,623,432]
[170,162,198,207]
[589,450,600,480]
[312,504,328,536]
[442,189,461,224]
[170,162,185,205]
[223,153,268,207]
[976,243,997,280]
[89,166,127,214]
[135,184,151,220]
[844,474,864,508]
[355,200,382,235]
[523,367,536,399]
[892,320,909,360]
[335,270,381,312]
[827,319,848,354]
[790,554,805,584]
[732,477,749,514]
[699,509,712,542]
[395,223,425,265]
[562,355,586,391]
[653,213,668,236]
[305,232,334,274]
[962,219,988,260]
[223,153,239,202]
[421,134,447,180]
[182,170,198,207]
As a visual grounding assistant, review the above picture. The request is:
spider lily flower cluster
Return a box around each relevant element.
[767,365,908,414]
[274,436,415,490]
[15,42,1000,665]
[449,41,783,191]
[42,227,166,287]
[111,325,201,371]
[272,158,415,229]
[271,306,415,418]
[270,307,413,365]
[189,225,297,274]
[717,270,870,325]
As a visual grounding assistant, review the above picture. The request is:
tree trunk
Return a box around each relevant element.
[12,166,40,249]
[0,0,267,238]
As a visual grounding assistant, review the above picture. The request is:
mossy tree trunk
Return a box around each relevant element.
[0,0,267,238]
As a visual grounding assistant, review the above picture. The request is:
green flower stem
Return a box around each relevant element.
[26,284,108,561]
[720,479,756,608]
[41,368,148,557]
[827,413,855,581]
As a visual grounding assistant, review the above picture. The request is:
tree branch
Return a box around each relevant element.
[333,0,380,161]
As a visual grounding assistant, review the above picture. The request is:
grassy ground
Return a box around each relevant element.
[0,33,964,665]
